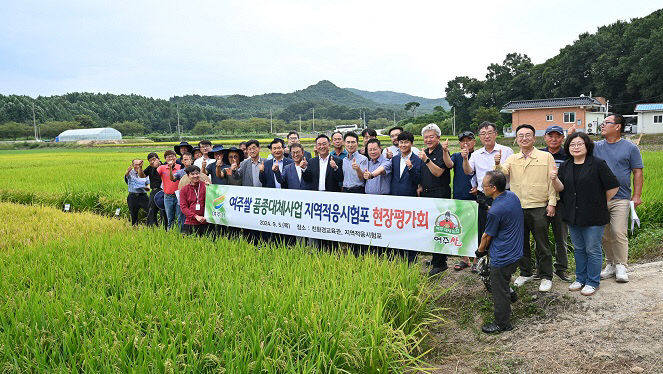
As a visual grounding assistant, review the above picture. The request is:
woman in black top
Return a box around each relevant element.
[551,132,619,296]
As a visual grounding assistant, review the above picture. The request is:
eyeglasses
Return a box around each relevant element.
[569,142,585,149]
[478,131,496,137]
[516,133,534,139]
[601,121,616,125]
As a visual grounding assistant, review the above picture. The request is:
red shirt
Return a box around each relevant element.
[157,164,181,194]
[179,182,206,225]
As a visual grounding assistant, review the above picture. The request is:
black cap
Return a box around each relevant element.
[147,152,159,160]
[458,131,475,141]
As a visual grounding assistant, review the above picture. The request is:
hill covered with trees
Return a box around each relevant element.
[445,8,663,132]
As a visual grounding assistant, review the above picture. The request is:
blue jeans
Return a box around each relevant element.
[569,225,605,287]
[164,193,178,231]
[177,199,185,231]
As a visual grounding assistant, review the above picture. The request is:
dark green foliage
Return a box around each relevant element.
[446,9,663,129]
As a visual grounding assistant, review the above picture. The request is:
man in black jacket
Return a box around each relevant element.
[142,152,166,228]
[302,134,344,192]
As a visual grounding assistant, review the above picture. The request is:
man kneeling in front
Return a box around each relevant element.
[475,170,524,333]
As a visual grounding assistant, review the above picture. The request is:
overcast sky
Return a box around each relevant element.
[1,0,661,99]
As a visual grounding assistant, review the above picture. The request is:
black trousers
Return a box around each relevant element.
[147,188,166,228]
[548,201,569,272]
[422,188,450,269]
[490,260,518,328]
[127,192,149,226]
[343,186,365,193]
[182,223,211,236]
[476,191,494,241]
[519,207,553,279]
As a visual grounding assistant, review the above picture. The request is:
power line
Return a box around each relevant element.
[609,92,663,106]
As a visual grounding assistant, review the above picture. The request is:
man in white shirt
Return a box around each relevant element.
[194,140,215,170]
[462,121,514,245]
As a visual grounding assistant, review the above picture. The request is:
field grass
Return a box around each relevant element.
[0,202,436,372]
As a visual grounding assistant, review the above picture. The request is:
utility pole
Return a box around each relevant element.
[299,115,302,132]
[176,103,181,139]
[32,101,39,141]
[270,108,273,134]
[312,107,315,132]
[393,111,396,127]
[453,107,456,136]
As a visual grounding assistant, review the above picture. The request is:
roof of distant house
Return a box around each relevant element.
[502,96,604,110]
[634,103,663,112]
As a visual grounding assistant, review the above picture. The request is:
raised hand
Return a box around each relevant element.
[230,162,238,172]
[405,157,413,169]
[363,170,371,180]
[568,124,577,135]
[272,162,279,172]
[329,158,338,170]
[550,164,558,180]
[461,145,469,160]
[442,139,449,151]
[201,159,207,169]
[418,150,428,162]
[259,160,265,172]
[351,158,360,171]
[300,158,308,169]
[385,148,393,159]
[494,149,502,165]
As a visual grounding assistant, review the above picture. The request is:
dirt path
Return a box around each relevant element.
[427,260,663,373]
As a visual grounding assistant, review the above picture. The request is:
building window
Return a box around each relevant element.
[546,114,553,121]
[563,112,576,123]
[654,115,663,124]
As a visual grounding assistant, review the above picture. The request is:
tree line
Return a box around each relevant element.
[444,9,663,133]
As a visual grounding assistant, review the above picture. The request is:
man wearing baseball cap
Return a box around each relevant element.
[540,125,572,282]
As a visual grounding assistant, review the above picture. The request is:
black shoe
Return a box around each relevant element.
[428,266,448,277]
[481,322,513,334]
[510,289,518,303]
[555,270,572,282]
[482,322,513,334]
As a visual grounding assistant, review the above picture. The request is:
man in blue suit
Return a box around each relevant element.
[390,131,422,196]
[275,143,312,190]
[259,138,293,188]
[390,131,422,263]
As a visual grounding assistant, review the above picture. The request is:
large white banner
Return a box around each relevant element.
[205,185,478,256]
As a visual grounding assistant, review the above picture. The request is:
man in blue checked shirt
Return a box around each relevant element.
[363,138,392,195]
[124,159,150,226]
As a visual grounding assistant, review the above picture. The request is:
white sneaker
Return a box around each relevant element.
[539,279,552,292]
[600,264,616,279]
[615,264,629,283]
[580,285,597,296]
[569,281,583,291]
[514,276,534,287]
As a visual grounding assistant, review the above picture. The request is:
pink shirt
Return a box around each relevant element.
[157,164,182,194]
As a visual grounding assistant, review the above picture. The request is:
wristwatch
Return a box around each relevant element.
[424,158,431,164]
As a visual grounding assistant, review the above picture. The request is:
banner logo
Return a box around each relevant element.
[214,195,226,210]
[434,211,461,235]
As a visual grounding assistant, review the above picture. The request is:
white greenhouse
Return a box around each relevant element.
[55,128,122,142]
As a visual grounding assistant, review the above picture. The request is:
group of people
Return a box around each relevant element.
[124,114,644,334]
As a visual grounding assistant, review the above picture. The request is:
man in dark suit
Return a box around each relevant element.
[259,138,293,188]
[275,143,312,190]
[390,131,422,263]
[302,134,344,192]
[284,131,313,161]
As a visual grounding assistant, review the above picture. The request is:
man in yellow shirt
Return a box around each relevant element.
[495,124,557,292]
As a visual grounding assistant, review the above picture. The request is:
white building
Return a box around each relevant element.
[56,128,122,142]
[633,104,663,134]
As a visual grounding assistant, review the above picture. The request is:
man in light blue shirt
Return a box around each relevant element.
[125,159,150,226]
[341,132,368,193]
[364,138,392,195]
